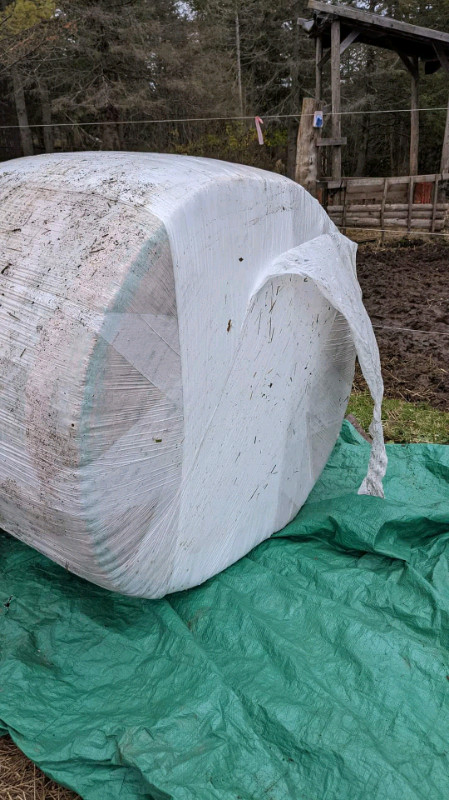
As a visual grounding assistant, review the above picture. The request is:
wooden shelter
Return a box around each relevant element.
[296,1,449,233]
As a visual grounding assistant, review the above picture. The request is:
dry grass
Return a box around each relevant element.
[0,736,79,800]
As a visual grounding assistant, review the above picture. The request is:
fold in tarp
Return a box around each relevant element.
[1,421,449,800]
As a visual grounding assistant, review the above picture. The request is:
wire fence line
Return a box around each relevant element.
[0,105,448,130]
[373,324,449,337]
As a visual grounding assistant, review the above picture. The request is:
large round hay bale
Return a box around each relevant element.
[0,153,386,597]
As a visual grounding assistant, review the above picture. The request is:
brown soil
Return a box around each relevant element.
[355,240,449,410]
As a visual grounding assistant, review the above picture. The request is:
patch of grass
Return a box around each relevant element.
[347,392,449,445]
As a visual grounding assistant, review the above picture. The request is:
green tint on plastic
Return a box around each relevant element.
[1,421,449,800]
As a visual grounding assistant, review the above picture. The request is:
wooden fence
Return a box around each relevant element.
[319,173,449,232]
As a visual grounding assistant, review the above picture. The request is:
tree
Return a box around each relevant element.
[0,0,57,155]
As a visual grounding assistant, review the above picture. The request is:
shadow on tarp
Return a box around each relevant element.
[1,421,449,800]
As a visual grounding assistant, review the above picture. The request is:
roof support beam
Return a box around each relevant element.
[340,29,359,56]
[318,29,359,68]
[308,0,449,47]
[397,51,418,77]
[434,43,449,75]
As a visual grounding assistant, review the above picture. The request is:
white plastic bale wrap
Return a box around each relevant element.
[0,153,387,598]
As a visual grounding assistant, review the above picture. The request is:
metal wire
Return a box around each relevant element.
[0,106,448,130]
[373,324,449,337]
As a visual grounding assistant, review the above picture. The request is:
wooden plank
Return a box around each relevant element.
[318,49,331,69]
[431,176,440,233]
[315,36,323,102]
[327,214,445,230]
[324,174,442,189]
[408,176,415,230]
[410,57,419,176]
[328,203,447,212]
[331,19,342,180]
[441,96,449,174]
[340,29,359,55]
[307,1,449,47]
[380,178,388,231]
[383,210,443,219]
[328,212,445,221]
[316,137,347,146]
[329,216,444,230]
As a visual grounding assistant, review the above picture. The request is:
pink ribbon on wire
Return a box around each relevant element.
[254,116,264,145]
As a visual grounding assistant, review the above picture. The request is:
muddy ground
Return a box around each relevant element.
[355,240,449,411]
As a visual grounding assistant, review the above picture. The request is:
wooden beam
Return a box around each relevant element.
[380,178,389,242]
[323,173,444,188]
[434,43,449,75]
[441,95,449,174]
[319,49,331,69]
[433,37,449,175]
[407,176,414,230]
[397,51,418,76]
[340,29,359,56]
[410,57,419,176]
[431,176,440,233]
[318,30,359,67]
[315,36,323,103]
[307,0,449,48]
[331,19,341,180]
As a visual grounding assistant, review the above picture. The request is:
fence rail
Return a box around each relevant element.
[320,173,449,233]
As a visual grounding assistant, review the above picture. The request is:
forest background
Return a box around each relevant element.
[1,0,448,179]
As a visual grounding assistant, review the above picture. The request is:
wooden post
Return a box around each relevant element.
[380,178,388,242]
[315,36,323,103]
[432,46,449,174]
[11,65,34,157]
[331,20,341,180]
[441,95,449,174]
[295,97,318,196]
[410,57,419,176]
[431,175,440,232]
[38,79,54,154]
[407,176,414,231]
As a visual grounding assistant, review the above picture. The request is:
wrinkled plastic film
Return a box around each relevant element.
[0,152,386,598]
[255,232,387,498]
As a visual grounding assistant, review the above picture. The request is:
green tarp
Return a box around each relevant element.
[1,421,449,800]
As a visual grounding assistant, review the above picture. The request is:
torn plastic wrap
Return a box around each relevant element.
[0,152,387,597]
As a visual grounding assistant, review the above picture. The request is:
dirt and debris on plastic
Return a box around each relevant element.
[0,152,384,599]
[1,421,449,800]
